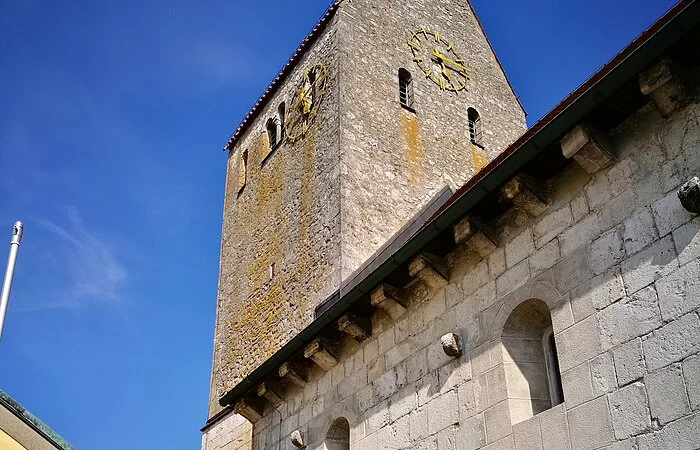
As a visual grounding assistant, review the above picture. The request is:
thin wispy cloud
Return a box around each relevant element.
[12,208,128,312]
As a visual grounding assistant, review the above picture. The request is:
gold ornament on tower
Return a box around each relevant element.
[285,62,330,141]
[407,29,471,92]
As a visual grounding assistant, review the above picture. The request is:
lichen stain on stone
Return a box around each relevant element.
[470,143,489,173]
[400,110,423,185]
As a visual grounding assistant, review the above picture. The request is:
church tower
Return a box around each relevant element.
[207,0,525,432]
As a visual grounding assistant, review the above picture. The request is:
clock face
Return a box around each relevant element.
[285,62,330,142]
[407,29,471,92]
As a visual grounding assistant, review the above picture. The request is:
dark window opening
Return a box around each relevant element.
[468,107,483,146]
[278,102,286,140]
[399,68,414,110]
[266,118,278,149]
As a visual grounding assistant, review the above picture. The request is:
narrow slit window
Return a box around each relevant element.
[266,118,278,149]
[399,68,414,110]
[468,107,483,146]
[278,102,286,140]
[307,69,317,107]
[237,149,248,194]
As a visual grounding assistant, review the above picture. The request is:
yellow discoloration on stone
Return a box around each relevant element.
[471,144,489,173]
[400,110,424,184]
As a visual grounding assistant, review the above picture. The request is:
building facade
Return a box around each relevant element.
[204,0,700,449]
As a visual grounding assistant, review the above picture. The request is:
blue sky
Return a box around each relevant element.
[0,0,677,448]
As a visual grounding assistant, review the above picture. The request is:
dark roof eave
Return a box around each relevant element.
[209,0,700,427]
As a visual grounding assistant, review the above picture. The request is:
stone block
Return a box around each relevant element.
[590,228,625,275]
[454,216,476,245]
[389,390,417,423]
[556,315,602,372]
[643,312,700,371]
[646,363,691,425]
[462,259,490,296]
[561,362,594,408]
[409,406,428,441]
[530,238,561,274]
[621,236,678,295]
[427,390,459,434]
[484,400,512,443]
[534,206,573,248]
[567,396,615,450]
[458,380,477,421]
[598,189,638,233]
[608,382,651,439]
[571,192,590,222]
[570,269,625,322]
[488,248,507,278]
[455,414,486,450]
[366,401,390,434]
[682,355,700,410]
[655,259,700,321]
[506,228,535,268]
[561,124,614,174]
[550,296,575,333]
[390,415,411,449]
[438,360,473,394]
[561,213,600,256]
[612,338,645,386]
[637,411,700,450]
[678,176,700,213]
[539,404,571,450]
[652,189,695,236]
[496,260,530,297]
[591,352,617,397]
[673,217,700,266]
[586,173,614,210]
[623,208,658,256]
[597,286,662,351]
[436,424,457,450]
[512,415,543,450]
[552,248,593,294]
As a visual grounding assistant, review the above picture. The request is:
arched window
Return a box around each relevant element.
[468,107,483,146]
[501,299,563,425]
[323,417,350,450]
[278,102,286,140]
[266,118,278,149]
[399,68,414,110]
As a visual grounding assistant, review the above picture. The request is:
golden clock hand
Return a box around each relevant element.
[433,49,468,74]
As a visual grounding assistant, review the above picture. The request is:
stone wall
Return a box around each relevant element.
[209,19,343,416]
[230,95,700,449]
[337,0,526,277]
[210,0,527,418]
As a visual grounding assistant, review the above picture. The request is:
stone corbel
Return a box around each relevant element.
[678,177,700,214]
[453,216,499,257]
[500,174,550,216]
[560,124,614,174]
[278,361,310,388]
[639,58,690,117]
[440,333,462,358]
[234,397,265,423]
[304,338,339,371]
[370,284,408,320]
[257,381,285,409]
[338,314,372,343]
[408,253,449,290]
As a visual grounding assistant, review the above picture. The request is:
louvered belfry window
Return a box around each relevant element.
[399,69,414,110]
[468,107,483,146]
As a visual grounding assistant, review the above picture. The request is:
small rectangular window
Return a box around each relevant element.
[399,69,414,110]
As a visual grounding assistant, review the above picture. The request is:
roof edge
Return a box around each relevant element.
[223,0,343,151]
[0,390,75,450]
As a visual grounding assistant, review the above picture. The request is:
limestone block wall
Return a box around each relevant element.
[201,413,252,450]
[209,20,343,416]
[337,0,527,277]
[235,97,700,449]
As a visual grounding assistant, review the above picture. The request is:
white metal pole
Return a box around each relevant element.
[0,222,23,342]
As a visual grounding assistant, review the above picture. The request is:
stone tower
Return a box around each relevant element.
[208,0,526,419]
